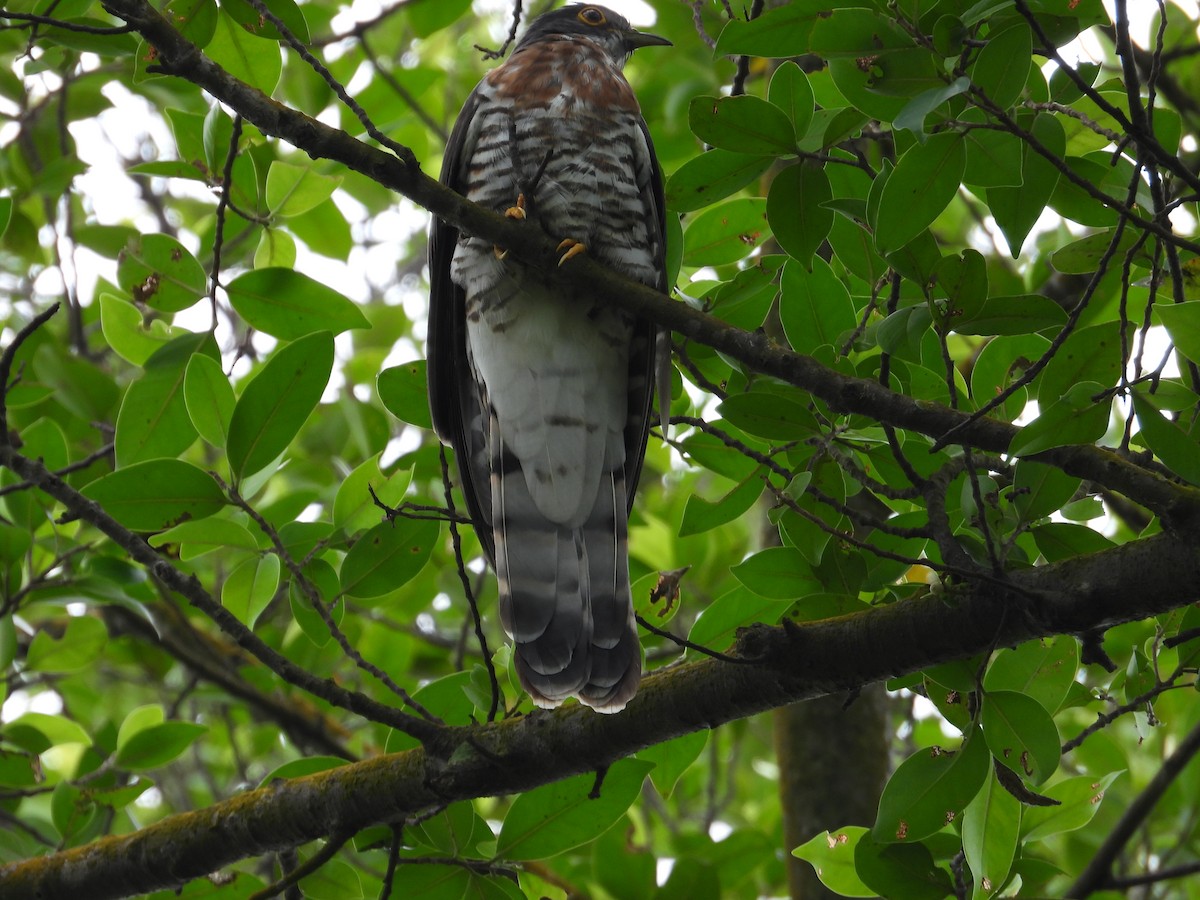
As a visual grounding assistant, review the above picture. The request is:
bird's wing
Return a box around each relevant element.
[427,86,495,562]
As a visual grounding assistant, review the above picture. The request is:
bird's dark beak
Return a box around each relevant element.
[625,29,672,51]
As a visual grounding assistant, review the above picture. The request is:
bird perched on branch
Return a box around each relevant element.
[427,4,670,712]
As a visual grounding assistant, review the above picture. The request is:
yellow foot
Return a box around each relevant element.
[494,195,526,259]
[504,193,527,221]
[557,238,587,266]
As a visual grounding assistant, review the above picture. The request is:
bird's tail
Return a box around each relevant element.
[493,442,641,713]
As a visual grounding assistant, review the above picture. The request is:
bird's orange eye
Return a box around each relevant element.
[577,6,606,26]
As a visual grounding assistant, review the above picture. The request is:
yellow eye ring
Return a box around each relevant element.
[577,6,606,26]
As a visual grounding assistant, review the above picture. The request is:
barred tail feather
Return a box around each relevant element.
[493,435,641,712]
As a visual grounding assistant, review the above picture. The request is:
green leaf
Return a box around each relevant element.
[779,257,857,353]
[767,163,832,266]
[114,332,211,466]
[679,473,763,538]
[339,517,439,599]
[953,294,1067,336]
[687,586,788,653]
[1132,390,1200,485]
[184,352,236,448]
[1011,461,1081,523]
[4,713,92,753]
[81,460,226,531]
[496,759,654,860]
[987,113,1063,256]
[26,616,108,674]
[874,132,965,255]
[854,831,955,900]
[984,636,1080,714]
[377,360,434,430]
[289,557,343,646]
[682,198,771,267]
[714,2,823,57]
[115,722,207,770]
[962,767,1021,900]
[873,730,989,843]
[688,95,797,156]
[768,62,815,138]
[227,331,334,481]
[116,233,208,313]
[117,704,164,751]
[665,150,773,213]
[150,517,260,560]
[225,269,369,340]
[333,455,412,534]
[1008,382,1110,457]
[220,0,309,43]
[1049,227,1146,274]
[717,391,817,442]
[1155,300,1200,364]
[638,731,708,799]
[1038,322,1122,403]
[731,546,822,600]
[981,690,1060,785]
[222,553,281,628]
[254,227,297,268]
[1022,772,1122,841]
[792,826,874,898]
[99,294,178,366]
[895,77,972,136]
[1031,522,1115,562]
[205,10,281,94]
[265,161,342,217]
[970,24,1032,109]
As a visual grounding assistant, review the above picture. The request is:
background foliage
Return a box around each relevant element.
[2,0,1200,897]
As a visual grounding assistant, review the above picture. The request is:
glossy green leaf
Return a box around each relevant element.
[768,62,815,138]
[873,730,989,843]
[688,95,797,156]
[987,113,1063,256]
[953,294,1067,336]
[874,132,965,255]
[1155,300,1200,364]
[222,553,280,628]
[116,233,207,313]
[767,163,832,266]
[984,636,1079,715]
[894,77,971,136]
[665,150,772,213]
[1008,382,1110,457]
[1038,322,1122,403]
[205,10,281,94]
[265,161,341,217]
[339,517,439,599]
[3,713,92,753]
[150,517,259,560]
[1022,772,1122,841]
[854,831,954,900]
[1031,522,1116,563]
[779,257,857,353]
[687,586,787,653]
[26,616,108,674]
[220,0,309,42]
[682,198,771,267]
[333,454,412,533]
[1011,461,1081,524]
[227,330,334,481]
[81,460,226,531]
[225,269,368,340]
[289,558,343,646]
[1132,391,1200,485]
[115,721,207,770]
[496,759,654,860]
[183,352,236,449]
[377,360,434,430]
[714,2,823,57]
[981,690,1060,785]
[791,826,874,898]
[970,24,1032,109]
[962,767,1020,900]
[114,332,211,467]
[638,731,708,799]
[99,294,177,366]
[731,546,822,600]
[679,473,763,538]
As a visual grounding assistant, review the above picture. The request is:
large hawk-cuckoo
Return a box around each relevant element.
[427,4,669,712]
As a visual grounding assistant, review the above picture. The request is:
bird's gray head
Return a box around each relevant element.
[514,4,672,64]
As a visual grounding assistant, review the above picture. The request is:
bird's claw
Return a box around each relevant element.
[557,238,586,265]
[494,195,527,259]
